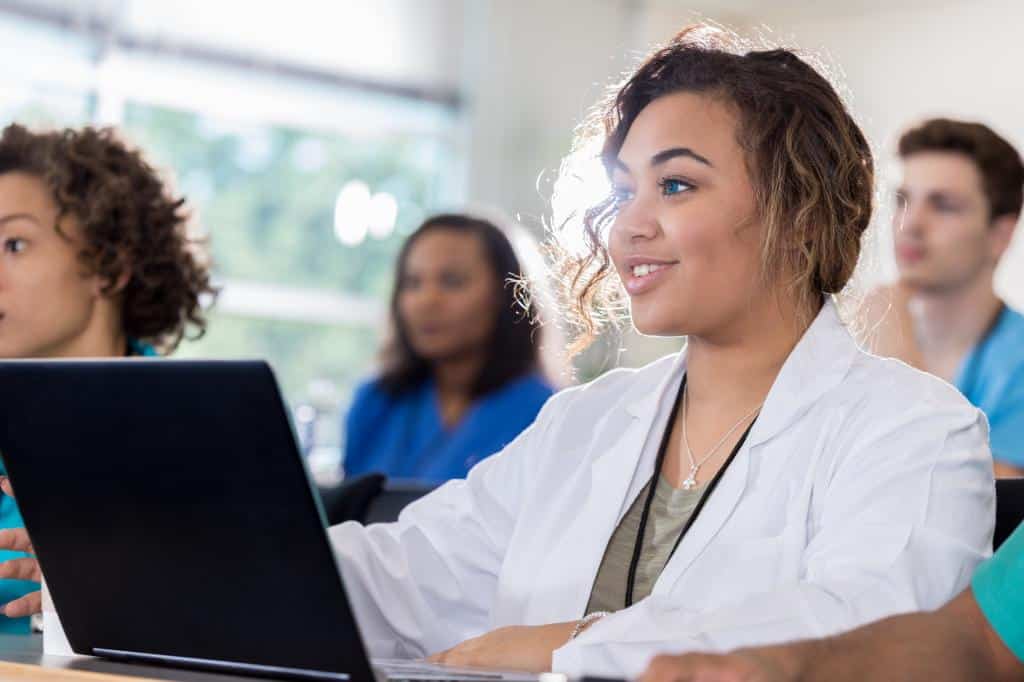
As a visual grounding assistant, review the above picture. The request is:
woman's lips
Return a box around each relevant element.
[623,263,678,296]
[410,323,449,337]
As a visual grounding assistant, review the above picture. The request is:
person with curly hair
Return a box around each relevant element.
[0,123,214,632]
[313,25,992,678]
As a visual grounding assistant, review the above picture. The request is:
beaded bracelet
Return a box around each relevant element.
[570,611,610,640]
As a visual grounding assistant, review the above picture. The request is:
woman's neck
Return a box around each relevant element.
[433,351,486,398]
[432,351,486,429]
[685,298,815,410]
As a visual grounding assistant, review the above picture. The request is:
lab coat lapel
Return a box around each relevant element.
[653,438,752,592]
[527,353,687,622]
[655,299,858,592]
[745,299,858,449]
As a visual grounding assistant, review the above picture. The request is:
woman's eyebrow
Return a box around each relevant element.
[650,147,713,168]
[0,212,41,227]
[610,146,713,176]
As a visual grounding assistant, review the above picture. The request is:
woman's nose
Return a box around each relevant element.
[613,200,660,242]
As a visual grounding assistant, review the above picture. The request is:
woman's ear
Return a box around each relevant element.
[92,262,132,298]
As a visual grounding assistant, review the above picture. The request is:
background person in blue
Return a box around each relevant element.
[342,213,554,484]
[863,118,1024,477]
[0,123,215,630]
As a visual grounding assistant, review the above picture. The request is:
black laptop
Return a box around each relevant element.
[0,359,542,682]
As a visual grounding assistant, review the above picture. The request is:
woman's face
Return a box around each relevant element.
[0,172,106,358]
[608,91,765,339]
[397,228,501,363]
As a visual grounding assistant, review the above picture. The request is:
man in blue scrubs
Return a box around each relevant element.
[863,118,1024,476]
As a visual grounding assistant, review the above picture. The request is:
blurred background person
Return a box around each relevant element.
[341,213,554,484]
[0,122,214,628]
[863,119,1024,477]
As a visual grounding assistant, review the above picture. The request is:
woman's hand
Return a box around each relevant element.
[427,622,576,673]
[0,476,42,618]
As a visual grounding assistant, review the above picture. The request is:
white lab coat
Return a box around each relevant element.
[329,300,994,678]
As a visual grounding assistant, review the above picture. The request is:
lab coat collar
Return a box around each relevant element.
[622,298,856,449]
[745,299,857,448]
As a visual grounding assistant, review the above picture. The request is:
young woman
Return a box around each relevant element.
[326,26,993,677]
[342,213,554,484]
[0,123,214,630]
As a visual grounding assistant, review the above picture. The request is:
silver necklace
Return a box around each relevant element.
[680,385,762,490]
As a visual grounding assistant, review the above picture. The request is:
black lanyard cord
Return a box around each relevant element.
[624,374,758,608]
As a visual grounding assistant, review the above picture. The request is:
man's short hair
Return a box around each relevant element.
[899,118,1024,221]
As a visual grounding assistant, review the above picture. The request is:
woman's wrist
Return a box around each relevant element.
[570,611,609,641]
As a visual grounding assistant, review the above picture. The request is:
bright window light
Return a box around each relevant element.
[367,191,398,239]
[334,180,372,246]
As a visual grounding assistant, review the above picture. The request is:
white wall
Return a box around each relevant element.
[461,0,640,227]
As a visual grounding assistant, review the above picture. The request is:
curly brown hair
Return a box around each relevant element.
[0,123,214,353]
[899,118,1024,221]
[549,25,874,353]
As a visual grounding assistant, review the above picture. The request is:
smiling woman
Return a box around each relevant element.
[321,24,993,679]
[555,27,873,351]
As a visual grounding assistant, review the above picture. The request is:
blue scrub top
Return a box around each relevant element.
[0,339,158,633]
[953,305,1024,468]
[342,373,554,484]
[973,520,1024,664]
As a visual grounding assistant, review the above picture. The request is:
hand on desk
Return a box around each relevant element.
[0,476,42,618]
[427,622,576,673]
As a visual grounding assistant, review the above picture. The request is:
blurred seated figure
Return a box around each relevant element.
[862,118,1024,477]
[341,213,554,485]
[0,123,214,629]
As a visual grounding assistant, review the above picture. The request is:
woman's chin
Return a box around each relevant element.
[630,315,684,338]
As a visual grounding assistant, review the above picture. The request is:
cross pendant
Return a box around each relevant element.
[681,466,699,490]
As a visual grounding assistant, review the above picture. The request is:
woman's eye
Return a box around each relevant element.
[659,178,693,196]
[440,273,467,289]
[3,238,26,254]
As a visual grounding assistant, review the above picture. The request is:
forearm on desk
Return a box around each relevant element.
[757,591,1019,682]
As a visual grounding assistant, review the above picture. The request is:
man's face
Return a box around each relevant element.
[893,151,1013,293]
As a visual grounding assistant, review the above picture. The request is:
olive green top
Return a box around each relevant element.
[586,475,705,614]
